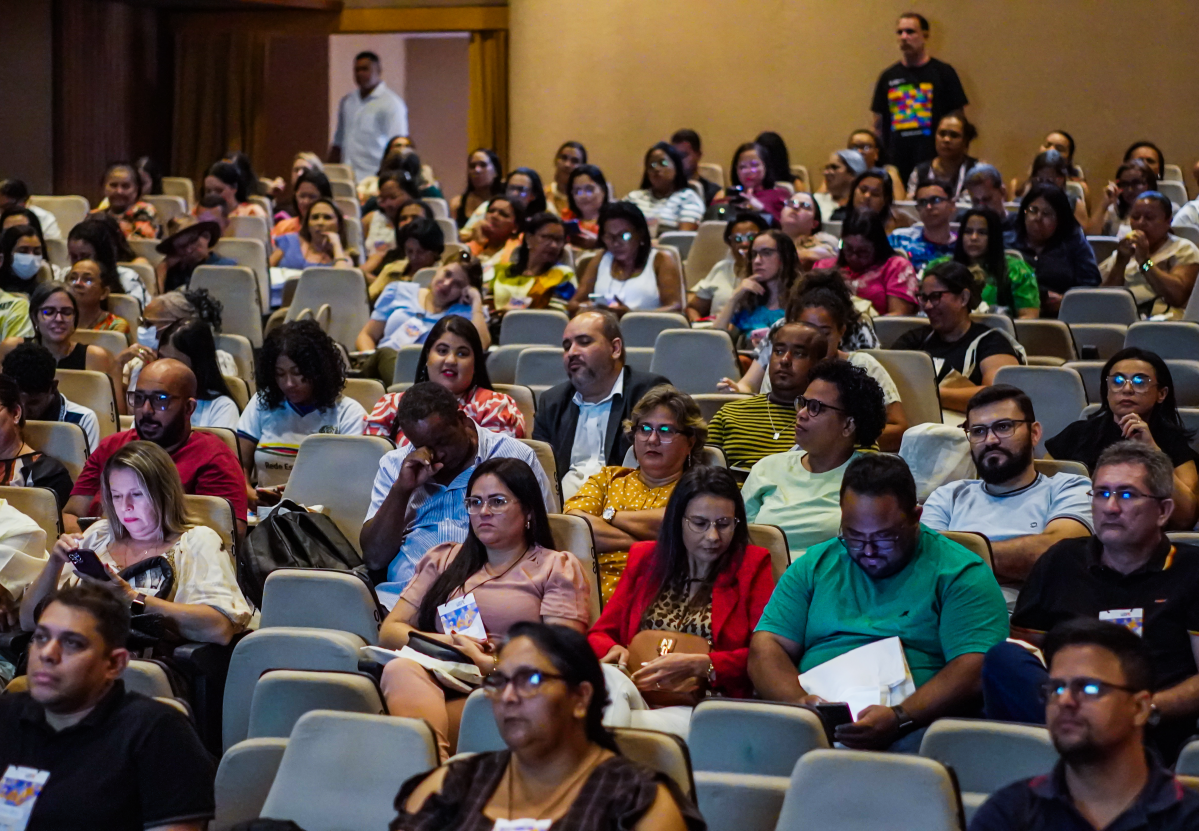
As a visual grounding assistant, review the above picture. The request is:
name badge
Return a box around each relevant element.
[0,766,50,831]
[493,819,553,831]
[1099,608,1144,637]
[437,592,487,639]
[399,316,434,344]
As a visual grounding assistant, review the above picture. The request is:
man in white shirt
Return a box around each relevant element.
[328,51,409,182]
[921,384,1092,592]
[0,179,62,241]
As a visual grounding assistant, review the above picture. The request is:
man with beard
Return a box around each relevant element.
[533,309,668,500]
[922,384,1092,598]
[61,359,246,535]
[971,619,1199,830]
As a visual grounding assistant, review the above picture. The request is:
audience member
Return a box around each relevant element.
[361,382,554,593]
[66,217,152,307]
[392,622,703,831]
[3,341,99,451]
[0,283,115,381]
[0,235,34,338]
[467,196,524,276]
[153,215,233,293]
[0,375,73,507]
[361,169,416,259]
[963,164,1018,246]
[1014,183,1102,315]
[90,162,159,239]
[118,288,234,396]
[0,179,61,240]
[1085,159,1156,238]
[490,212,576,315]
[501,168,549,217]
[270,197,354,269]
[268,150,323,214]
[973,619,1199,831]
[590,466,775,734]
[814,149,866,220]
[563,163,609,248]
[0,224,47,295]
[685,212,769,323]
[203,161,265,219]
[672,128,721,206]
[365,316,524,445]
[889,176,957,270]
[1100,191,1199,310]
[1045,347,1198,529]
[927,207,1040,318]
[1024,149,1090,225]
[839,167,915,232]
[625,142,705,236]
[62,359,247,534]
[713,231,801,346]
[741,359,887,558]
[548,141,587,216]
[66,259,127,334]
[716,141,790,223]
[749,453,1007,751]
[1009,130,1088,201]
[779,192,838,270]
[0,584,217,829]
[815,208,918,315]
[368,218,444,301]
[271,168,333,241]
[905,113,979,199]
[871,12,968,182]
[893,261,1023,414]
[451,148,504,229]
[22,442,251,644]
[1123,140,1165,179]
[329,50,409,181]
[156,319,239,430]
[755,131,803,191]
[983,443,1199,760]
[921,385,1092,591]
[0,207,45,240]
[565,385,704,600]
[573,201,682,315]
[842,128,907,197]
[533,310,668,499]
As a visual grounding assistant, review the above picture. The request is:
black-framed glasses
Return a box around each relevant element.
[1088,488,1165,503]
[507,184,531,196]
[602,231,635,245]
[915,196,948,209]
[683,515,738,534]
[647,159,673,170]
[482,668,565,698]
[38,306,76,320]
[795,395,846,418]
[125,391,179,412]
[1108,372,1156,394]
[634,423,685,443]
[964,419,1031,443]
[730,232,757,244]
[917,289,952,305]
[1040,677,1139,704]
[464,495,514,515]
[838,531,904,555]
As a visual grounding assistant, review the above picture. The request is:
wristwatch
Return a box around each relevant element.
[891,704,917,736]
[1140,258,1155,273]
[130,593,147,615]
[602,506,617,521]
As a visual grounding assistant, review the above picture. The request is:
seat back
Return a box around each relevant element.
[650,329,738,394]
[499,309,570,346]
[55,369,118,438]
[143,194,188,226]
[435,217,458,244]
[1181,408,1199,456]
[1166,360,1199,407]
[1174,225,1199,249]
[1125,321,1199,361]
[612,727,694,799]
[214,738,288,831]
[329,179,357,199]
[1015,319,1077,361]
[518,439,559,509]
[657,231,696,260]
[919,719,1056,797]
[1068,323,1127,360]
[246,670,384,739]
[620,312,690,348]
[1178,739,1199,776]
[870,316,927,348]
[747,523,790,581]
[1059,287,1139,325]
[698,163,725,187]
[1033,458,1089,477]
[23,421,89,481]
[285,267,371,349]
[864,349,942,426]
[493,383,536,432]
[424,197,450,218]
[184,494,236,552]
[73,328,127,359]
[684,222,730,289]
[214,238,271,309]
[107,294,140,338]
[0,485,59,543]
[412,266,438,288]
[515,346,568,394]
[161,176,196,208]
[1063,359,1105,403]
[342,377,386,414]
[1087,236,1120,265]
[690,393,750,423]
[993,365,1087,457]
[624,346,653,373]
[1163,164,1185,183]
[941,530,994,571]
[547,513,601,621]
[259,568,381,644]
[390,343,426,386]
[689,700,828,775]
[776,749,963,831]
[126,241,164,266]
[45,238,70,270]
[323,164,355,183]
[1158,180,1188,207]
[333,196,360,220]
[260,711,437,831]
[223,375,251,411]
[193,265,264,347]
[28,195,89,234]
[971,312,1016,338]
[343,216,364,255]
[457,688,505,753]
[121,659,176,698]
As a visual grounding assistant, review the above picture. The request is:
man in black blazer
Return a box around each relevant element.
[533,309,669,499]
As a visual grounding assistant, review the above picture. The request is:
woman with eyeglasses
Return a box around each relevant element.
[926,208,1042,319]
[778,192,838,270]
[564,164,610,249]
[1045,347,1198,529]
[462,169,548,242]
[490,213,576,322]
[714,142,790,224]
[742,359,886,559]
[1019,150,1090,227]
[1084,159,1157,238]
[0,375,73,507]
[1013,183,1101,316]
[271,169,334,241]
[624,142,705,239]
[377,459,590,760]
[565,385,706,601]
[587,466,774,735]
[66,259,128,334]
[685,212,770,323]
[572,202,682,317]
[451,148,504,231]
[0,283,115,382]
[393,622,704,831]
[904,114,979,201]
[814,208,917,315]
[368,218,445,303]
[1099,192,1199,311]
[1010,131,1088,201]
[712,231,800,348]
[838,168,916,234]
[832,129,907,199]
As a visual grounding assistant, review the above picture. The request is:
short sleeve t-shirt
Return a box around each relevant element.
[707,395,801,470]
[892,322,1019,385]
[756,525,1008,687]
[741,450,859,559]
[1045,415,1199,473]
[870,57,969,180]
[814,255,918,315]
[692,258,739,318]
[191,395,240,430]
[372,280,473,350]
[926,254,1042,313]
[1099,234,1199,307]
[237,395,367,487]
[921,473,1094,541]
[623,188,706,234]
[888,227,956,272]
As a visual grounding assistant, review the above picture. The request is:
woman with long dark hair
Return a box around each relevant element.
[158,319,238,430]
[625,141,705,236]
[203,160,265,219]
[451,148,503,230]
[571,201,682,316]
[270,169,333,240]
[904,113,979,199]
[0,224,46,295]
[66,217,151,307]
[814,208,917,315]
[377,458,591,759]
[269,198,354,269]
[715,140,791,223]
[712,229,800,346]
[549,140,587,216]
[1085,158,1157,238]
[564,163,609,249]
[838,167,915,232]
[1013,182,1101,315]
[927,208,1041,318]
[490,212,576,317]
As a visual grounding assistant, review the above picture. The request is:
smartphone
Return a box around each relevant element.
[562,220,581,235]
[67,548,110,582]
[727,185,746,201]
[815,702,854,743]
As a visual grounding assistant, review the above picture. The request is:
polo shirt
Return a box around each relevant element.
[70,428,248,520]
[970,754,1199,831]
[1011,537,1199,691]
[236,395,367,488]
[707,395,798,470]
[921,472,1094,540]
[0,681,215,830]
[332,81,409,182]
[756,525,1008,687]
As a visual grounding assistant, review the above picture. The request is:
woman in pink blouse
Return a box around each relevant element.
[365,315,525,444]
[814,208,918,315]
[378,457,591,759]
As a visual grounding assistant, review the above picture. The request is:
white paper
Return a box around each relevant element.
[798,637,916,718]
[493,819,553,831]
[0,765,49,831]
[438,592,487,639]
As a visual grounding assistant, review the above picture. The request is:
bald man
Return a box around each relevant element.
[63,359,248,534]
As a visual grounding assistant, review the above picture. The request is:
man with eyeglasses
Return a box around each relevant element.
[888,177,958,270]
[981,441,1199,762]
[922,385,1092,601]
[971,619,1199,830]
[61,359,246,536]
[870,13,968,183]
[750,453,1007,751]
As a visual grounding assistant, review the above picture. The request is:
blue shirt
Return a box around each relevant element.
[372,281,474,350]
[888,227,956,272]
[274,233,326,270]
[731,304,785,337]
[365,423,556,590]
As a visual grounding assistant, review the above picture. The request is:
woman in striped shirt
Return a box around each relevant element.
[624,142,705,237]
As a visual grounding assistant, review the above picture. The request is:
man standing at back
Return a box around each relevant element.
[870,13,968,183]
[329,51,409,182]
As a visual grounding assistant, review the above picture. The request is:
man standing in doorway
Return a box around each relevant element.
[870,13,968,183]
[329,51,410,182]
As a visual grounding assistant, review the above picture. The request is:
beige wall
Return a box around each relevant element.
[509,0,1199,200]
[405,35,471,197]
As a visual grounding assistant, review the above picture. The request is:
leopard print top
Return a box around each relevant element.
[640,577,712,640]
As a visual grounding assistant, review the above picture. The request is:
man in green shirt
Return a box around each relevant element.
[749,453,1008,750]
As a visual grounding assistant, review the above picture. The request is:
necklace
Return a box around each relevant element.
[765,400,783,441]
[506,746,604,821]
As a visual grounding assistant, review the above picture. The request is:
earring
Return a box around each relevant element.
[525,520,530,529]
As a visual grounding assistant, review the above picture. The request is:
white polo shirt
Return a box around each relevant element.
[561,371,625,500]
[332,81,409,182]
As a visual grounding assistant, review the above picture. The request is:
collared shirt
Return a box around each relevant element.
[562,371,625,500]
[921,472,1094,541]
[970,753,1199,831]
[333,81,409,181]
[365,422,556,590]
[0,681,216,830]
[54,393,99,453]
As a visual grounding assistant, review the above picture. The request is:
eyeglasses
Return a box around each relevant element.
[917,290,952,305]
[729,233,757,244]
[915,196,948,209]
[68,274,100,287]
[1108,372,1156,394]
[464,495,515,514]
[1024,205,1056,220]
[602,231,634,245]
[38,307,76,320]
[507,185,531,196]
[1088,488,1165,503]
[634,423,685,443]
[684,515,739,534]
[481,668,565,698]
[126,391,179,412]
[572,185,600,197]
[838,531,904,555]
[751,247,779,260]
[648,159,673,170]
[1040,677,1138,704]
[795,395,846,418]
[737,161,764,171]
[785,198,815,211]
[849,142,876,153]
[965,419,1031,443]
[1118,179,1147,190]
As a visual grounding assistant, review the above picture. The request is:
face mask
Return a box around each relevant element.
[137,325,159,350]
[10,253,42,280]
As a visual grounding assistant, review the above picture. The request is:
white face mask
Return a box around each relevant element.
[10,253,42,280]
[136,325,159,350]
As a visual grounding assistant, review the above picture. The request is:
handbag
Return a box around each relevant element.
[626,629,710,707]
[118,555,183,655]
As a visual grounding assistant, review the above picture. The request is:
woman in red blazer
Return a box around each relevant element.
[588,465,776,699]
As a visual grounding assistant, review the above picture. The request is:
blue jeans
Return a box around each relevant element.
[981,641,1047,724]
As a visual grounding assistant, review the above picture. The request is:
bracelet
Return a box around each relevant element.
[1140,258,1154,273]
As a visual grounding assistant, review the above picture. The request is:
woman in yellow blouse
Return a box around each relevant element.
[489,213,577,315]
[564,385,707,600]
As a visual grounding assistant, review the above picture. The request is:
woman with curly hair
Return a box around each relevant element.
[236,320,366,493]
